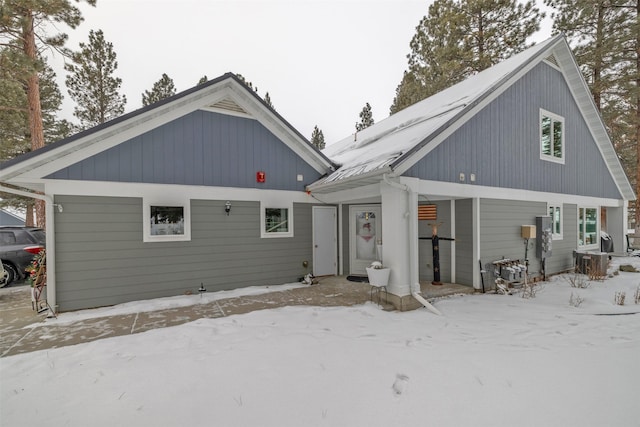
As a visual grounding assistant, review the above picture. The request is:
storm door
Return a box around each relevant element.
[349,205,382,275]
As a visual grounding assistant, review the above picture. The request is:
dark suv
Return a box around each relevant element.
[0,226,46,286]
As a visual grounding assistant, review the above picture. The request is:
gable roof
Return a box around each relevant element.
[0,73,335,192]
[309,35,635,201]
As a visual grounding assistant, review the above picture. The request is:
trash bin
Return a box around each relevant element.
[600,231,614,253]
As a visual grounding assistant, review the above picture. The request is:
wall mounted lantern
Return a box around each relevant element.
[225,201,231,215]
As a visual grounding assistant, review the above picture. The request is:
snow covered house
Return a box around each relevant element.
[0,35,634,312]
[307,34,634,309]
[0,73,335,311]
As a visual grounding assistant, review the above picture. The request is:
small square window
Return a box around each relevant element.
[261,202,293,238]
[540,109,564,163]
[143,200,191,242]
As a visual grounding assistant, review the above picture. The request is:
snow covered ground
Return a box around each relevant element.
[2,257,639,427]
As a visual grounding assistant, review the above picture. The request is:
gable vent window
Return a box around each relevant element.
[540,109,565,164]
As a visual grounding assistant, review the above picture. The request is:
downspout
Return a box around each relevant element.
[0,185,57,315]
[382,174,442,316]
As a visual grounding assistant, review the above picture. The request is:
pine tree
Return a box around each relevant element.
[390,0,543,113]
[142,73,176,106]
[235,74,258,92]
[0,0,94,226]
[0,58,71,218]
[264,92,274,109]
[65,29,127,129]
[197,75,208,85]
[355,102,374,131]
[547,0,639,226]
[311,125,325,150]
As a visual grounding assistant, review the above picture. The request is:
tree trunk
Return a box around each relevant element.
[23,10,47,228]
[636,0,640,231]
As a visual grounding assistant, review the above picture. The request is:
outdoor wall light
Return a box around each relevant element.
[53,204,63,213]
[225,201,231,215]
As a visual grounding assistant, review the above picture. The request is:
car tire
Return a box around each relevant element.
[2,262,18,286]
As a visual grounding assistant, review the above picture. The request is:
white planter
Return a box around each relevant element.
[366,267,390,288]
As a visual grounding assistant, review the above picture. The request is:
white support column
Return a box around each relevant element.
[606,202,628,253]
[472,197,481,290]
[380,181,412,296]
[450,199,456,284]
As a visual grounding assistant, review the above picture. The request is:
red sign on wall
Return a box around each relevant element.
[256,171,266,183]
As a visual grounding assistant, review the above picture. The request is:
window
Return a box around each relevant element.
[548,204,562,239]
[578,207,598,248]
[261,202,293,238]
[143,200,191,242]
[540,109,564,163]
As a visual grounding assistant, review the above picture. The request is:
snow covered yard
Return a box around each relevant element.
[1,258,639,427]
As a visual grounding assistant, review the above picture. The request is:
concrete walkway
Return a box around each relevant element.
[0,277,474,358]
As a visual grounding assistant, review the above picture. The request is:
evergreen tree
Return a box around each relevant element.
[355,102,374,131]
[142,73,176,106]
[0,0,96,226]
[197,75,208,85]
[390,0,543,113]
[0,57,71,219]
[547,0,639,226]
[264,91,274,109]
[65,29,127,129]
[311,125,325,150]
[235,74,258,92]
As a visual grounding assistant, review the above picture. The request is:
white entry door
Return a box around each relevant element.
[349,205,382,275]
[312,206,337,276]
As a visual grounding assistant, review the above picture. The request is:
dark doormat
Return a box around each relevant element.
[347,275,369,283]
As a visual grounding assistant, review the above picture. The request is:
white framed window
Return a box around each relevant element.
[578,206,599,249]
[548,204,563,240]
[260,201,293,238]
[143,199,191,242]
[540,109,564,164]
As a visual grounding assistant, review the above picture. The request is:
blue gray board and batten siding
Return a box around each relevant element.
[404,61,622,200]
[46,110,320,191]
[46,109,325,311]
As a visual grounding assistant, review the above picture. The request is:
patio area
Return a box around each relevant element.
[1,277,475,357]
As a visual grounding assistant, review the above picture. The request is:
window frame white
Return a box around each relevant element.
[540,109,565,164]
[547,204,563,240]
[577,206,599,250]
[143,198,191,242]
[260,201,294,238]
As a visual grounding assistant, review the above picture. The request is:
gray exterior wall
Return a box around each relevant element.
[54,195,315,311]
[418,201,452,282]
[341,204,350,275]
[545,203,578,274]
[47,110,321,191]
[404,62,621,200]
[454,199,474,286]
[478,198,576,285]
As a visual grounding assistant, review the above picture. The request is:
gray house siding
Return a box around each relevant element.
[454,199,474,286]
[545,203,578,274]
[341,204,350,275]
[404,62,621,200]
[54,195,315,311]
[47,110,321,191]
[418,201,452,282]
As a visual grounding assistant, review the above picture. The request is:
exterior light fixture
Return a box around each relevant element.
[225,201,231,215]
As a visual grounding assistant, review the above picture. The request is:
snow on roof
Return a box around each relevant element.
[316,36,561,188]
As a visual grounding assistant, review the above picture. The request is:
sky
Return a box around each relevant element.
[1,256,638,426]
[50,0,553,145]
